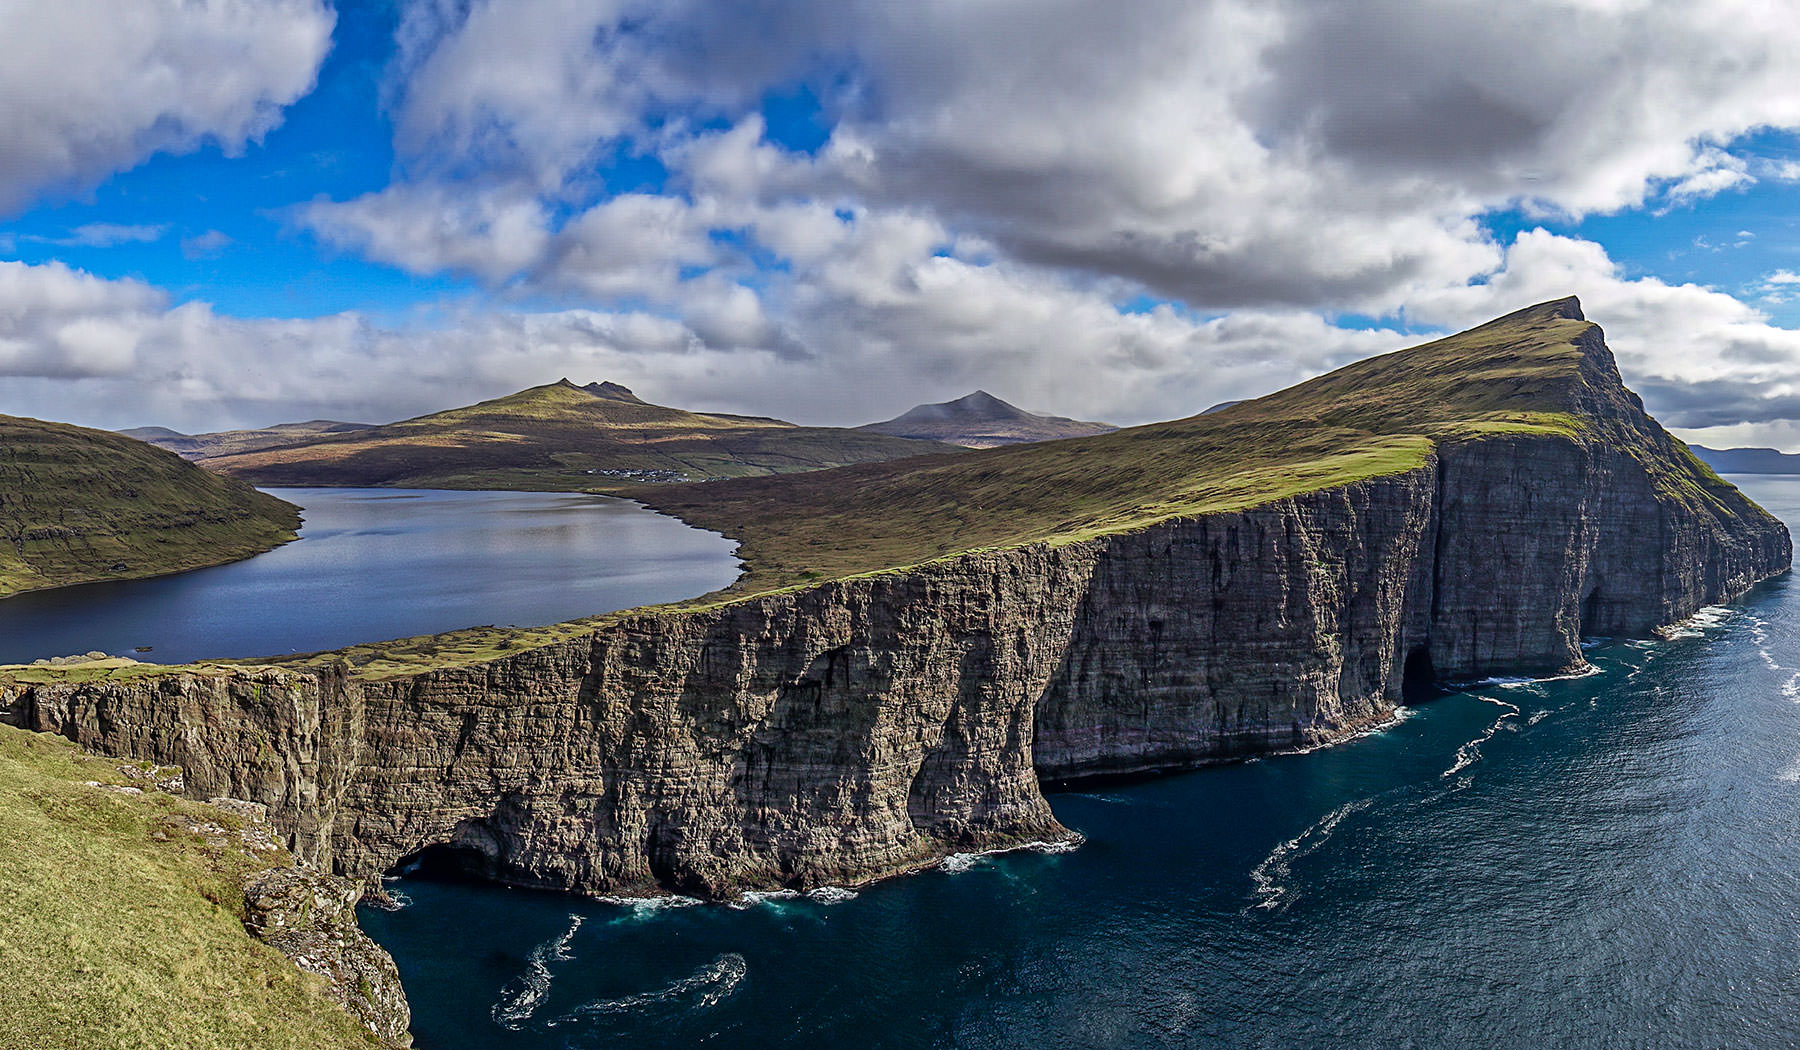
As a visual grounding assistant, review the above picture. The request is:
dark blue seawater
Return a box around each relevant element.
[0,488,740,664]
[360,475,1800,1049]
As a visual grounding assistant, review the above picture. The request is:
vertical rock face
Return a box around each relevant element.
[1,316,1788,900]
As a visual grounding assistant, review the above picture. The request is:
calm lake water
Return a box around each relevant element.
[362,475,1800,1049]
[0,488,740,664]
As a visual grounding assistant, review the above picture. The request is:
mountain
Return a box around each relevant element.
[10,298,1785,909]
[197,380,956,488]
[0,416,300,598]
[121,420,371,460]
[857,390,1116,447]
[1688,445,1800,474]
[642,296,1784,597]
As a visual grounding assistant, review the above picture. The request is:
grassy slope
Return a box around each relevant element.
[0,417,301,598]
[199,380,957,489]
[124,420,371,460]
[630,298,1609,593]
[0,724,378,1050]
[260,295,1747,679]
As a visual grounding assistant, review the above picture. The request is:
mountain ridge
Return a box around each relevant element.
[193,379,957,488]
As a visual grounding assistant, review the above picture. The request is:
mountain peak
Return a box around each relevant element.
[859,391,1116,447]
[582,381,644,403]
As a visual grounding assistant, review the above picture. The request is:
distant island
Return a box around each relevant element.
[1688,445,1800,474]
[856,390,1116,447]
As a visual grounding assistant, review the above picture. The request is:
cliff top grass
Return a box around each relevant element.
[0,416,300,598]
[264,295,1743,680]
[627,298,1617,594]
[0,723,380,1050]
[24,296,1750,682]
[197,378,957,489]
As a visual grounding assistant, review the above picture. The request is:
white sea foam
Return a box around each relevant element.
[939,836,1083,875]
[1660,604,1735,640]
[1442,698,1520,778]
[593,893,703,914]
[806,886,859,904]
[1266,706,1416,760]
[555,953,747,1021]
[728,888,801,910]
[491,913,584,1030]
[1248,797,1373,912]
[1781,673,1800,703]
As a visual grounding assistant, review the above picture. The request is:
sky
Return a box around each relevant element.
[8,1,1800,450]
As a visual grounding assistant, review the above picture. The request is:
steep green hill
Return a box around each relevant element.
[0,418,300,598]
[630,297,1751,593]
[0,724,381,1050]
[199,380,955,488]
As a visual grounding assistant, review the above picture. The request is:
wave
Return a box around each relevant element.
[554,953,747,1022]
[726,884,862,909]
[1248,797,1372,912]
[1441,697,1521,778]
[593,893,703,915]
[939,836,1083,875]
[1659,604,1736,640]
[491,913,585,1031]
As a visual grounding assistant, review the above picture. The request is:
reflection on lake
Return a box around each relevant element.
[0,488,740,664]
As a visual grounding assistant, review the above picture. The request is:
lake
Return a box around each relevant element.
[359,475,1800,1049]
[0,488,741,665]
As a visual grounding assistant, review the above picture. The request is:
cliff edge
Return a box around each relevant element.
[1,299,1788,902]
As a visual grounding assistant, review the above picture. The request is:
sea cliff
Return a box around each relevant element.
[1,300,1789,903]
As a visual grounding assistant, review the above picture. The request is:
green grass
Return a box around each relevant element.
[0,724,380,1050]
[23,296,1762,682]
[238,296,1694,679]
[629,298,1615,594]
[200,379,959,489]
[0,416,301,598]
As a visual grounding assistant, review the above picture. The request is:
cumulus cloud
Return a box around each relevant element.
[304,0,1800,314]
[0,0,334,214]
[0,257,1398,433]
[1406,230,1800,435]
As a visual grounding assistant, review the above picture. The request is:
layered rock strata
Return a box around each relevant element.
[1,323,1788,901]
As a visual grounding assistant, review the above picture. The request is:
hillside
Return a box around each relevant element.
[199,380,955,488]
[122,420,371,460]
[1690,445,1800,474]
[0,724,390,1050]
[857,390,1116,447]
[8,297,1785,910]
[632,297,1763,593]
[0,418,300,598]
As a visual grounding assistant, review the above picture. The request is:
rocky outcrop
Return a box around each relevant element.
[1,322,1788,901]
[243,864,412,1047]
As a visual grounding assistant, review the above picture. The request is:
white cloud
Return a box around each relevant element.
[1406,230,1800,435]
[302,0,1800,316]
[0,256,1400,433]
[0,0,334,214]
[58,223,169,248]
[180,230,234,259]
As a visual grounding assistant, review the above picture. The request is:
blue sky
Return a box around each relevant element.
[5,1,1800,447]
